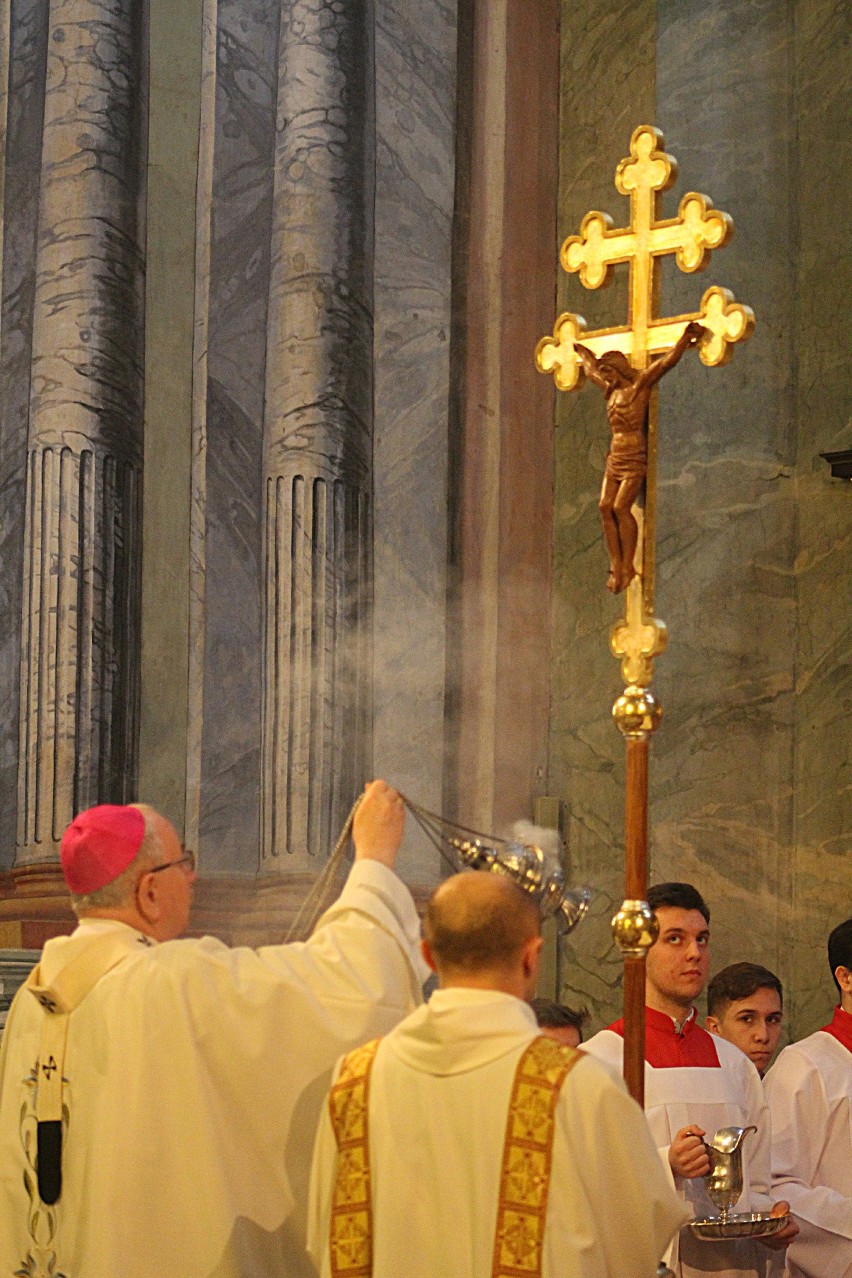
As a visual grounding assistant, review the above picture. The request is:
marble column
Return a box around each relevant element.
[15,0,145,862]
[261,0,374,867]
[0,0,49,867]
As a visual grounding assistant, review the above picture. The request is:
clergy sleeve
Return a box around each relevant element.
[556,1056,690,1277]
[313,860,428,985]
[765,1049,852,1244]
[262,859,428,1000]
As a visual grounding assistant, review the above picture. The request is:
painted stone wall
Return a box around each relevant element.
[372,1,457,882]
[552,0,851,1041]
[0,0,458,895]
[173,0,458,881]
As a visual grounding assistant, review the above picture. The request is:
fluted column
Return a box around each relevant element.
[16,0,146,862]
[261,0,374,867]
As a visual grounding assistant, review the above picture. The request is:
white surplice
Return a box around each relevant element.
[0,860,426,1278]
[584,1020,776,1278]
[763,1016,852,1278]
[307,988,689,1278]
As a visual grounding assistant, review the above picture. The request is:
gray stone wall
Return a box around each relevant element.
[552,0,851,1040]
[652,0,797,991]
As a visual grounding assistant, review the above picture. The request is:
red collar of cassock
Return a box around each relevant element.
[607,1005,721,1068]
[821,1005,852,1055]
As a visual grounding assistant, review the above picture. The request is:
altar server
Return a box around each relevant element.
[764,917,852,1278]
[0,781,425,1278]
[583,882,796,1278]
[308,871,689,1278]
[532,996,589,1047]
[706,962,784,1077]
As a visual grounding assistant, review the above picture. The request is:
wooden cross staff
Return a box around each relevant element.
[535,124,754,1106]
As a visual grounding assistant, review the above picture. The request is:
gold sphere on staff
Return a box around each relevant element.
[612,898,659,956]
[612,684,662,738]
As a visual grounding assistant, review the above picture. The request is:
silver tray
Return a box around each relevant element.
[689,1212,789,1241]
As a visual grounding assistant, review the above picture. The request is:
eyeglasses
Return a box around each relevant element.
[148,850,196,876]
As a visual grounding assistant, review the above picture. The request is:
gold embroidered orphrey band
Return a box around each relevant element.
[328,1037,381,1277]
[491,1036,582,1277]
[327,1034,582,1278]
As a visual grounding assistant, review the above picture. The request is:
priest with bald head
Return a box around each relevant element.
[307,870,689,1278]
[0,782,426,1278]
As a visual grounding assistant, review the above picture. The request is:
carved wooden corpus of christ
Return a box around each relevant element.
[535,125,755,1107]
[574,323,704,596]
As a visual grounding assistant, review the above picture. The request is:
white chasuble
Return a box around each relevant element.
[584,1015,776,1278]
[763,1009,852,1278]
[307,988,688,1278]
[0,860,426,1278]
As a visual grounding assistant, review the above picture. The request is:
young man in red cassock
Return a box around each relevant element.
[583,882,797,1278]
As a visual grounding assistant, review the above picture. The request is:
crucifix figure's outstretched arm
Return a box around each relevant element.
[636,321,705,391]
[574,342,611,391]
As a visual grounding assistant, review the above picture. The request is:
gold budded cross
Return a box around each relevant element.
[534,124,754,1110]
[535,122,754,632]
[536,125,754,391]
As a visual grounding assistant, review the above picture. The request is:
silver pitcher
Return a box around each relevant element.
[704,1125,757,1222]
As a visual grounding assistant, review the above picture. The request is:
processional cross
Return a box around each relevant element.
[535,125,754,1105]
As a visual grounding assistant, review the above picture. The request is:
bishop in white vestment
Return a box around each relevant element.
[0,784,426,1278]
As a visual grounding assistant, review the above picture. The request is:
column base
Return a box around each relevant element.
[0,864,266,948]
[0,865,432,950]
[0,864,76,948]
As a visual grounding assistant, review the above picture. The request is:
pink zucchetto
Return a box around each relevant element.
[60,804,146,894]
